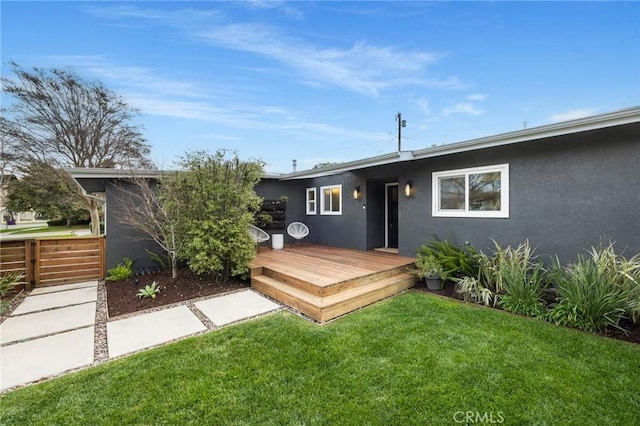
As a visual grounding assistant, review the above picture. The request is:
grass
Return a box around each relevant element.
[5,225,89,234]
[1,292,639,425]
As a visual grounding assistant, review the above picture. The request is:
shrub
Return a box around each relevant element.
[0,271,24,315]
[547,245,629,332]
[618,253,640,324]
[418,237,479,281]
[415,254,445,280]
[176,150,265,281]
[492,240,548,317]
[106,257,135,281]
[137,281,160,299]
[455,276,496,306]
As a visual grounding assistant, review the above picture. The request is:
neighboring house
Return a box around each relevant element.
[70,106,640,270]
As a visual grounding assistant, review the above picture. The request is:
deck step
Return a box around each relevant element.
[252,274,322,320]
[252,271,416,322]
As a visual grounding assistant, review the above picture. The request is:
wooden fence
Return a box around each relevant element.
[0,237,105,290]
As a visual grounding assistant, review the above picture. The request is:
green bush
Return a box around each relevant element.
[106,257,135,281]
[547,245,629,332]
[415,253,445,280]
[137,281,160,299]
[618,253,640,324]
[0,271,24,315]
[417,237,479,281]
[455,275,496,306]
[492,240,548,317]
[176,150,265,281]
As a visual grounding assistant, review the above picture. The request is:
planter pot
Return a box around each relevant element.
[425,277,442,290]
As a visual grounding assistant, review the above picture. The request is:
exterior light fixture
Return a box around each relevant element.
[404,180,412,197]
[353,186,361,200]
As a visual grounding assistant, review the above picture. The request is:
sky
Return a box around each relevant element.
[2,1,639,173]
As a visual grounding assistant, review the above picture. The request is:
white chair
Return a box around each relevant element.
[249,225,270,249]
[286,222,309,246]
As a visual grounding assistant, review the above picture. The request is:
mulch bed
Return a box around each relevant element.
[414,281,640,345]
[105,268,250,318]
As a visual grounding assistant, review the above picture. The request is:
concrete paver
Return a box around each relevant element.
[195,290,280,326]
[30,281,97,295]
[11,286,97,315]
[107,306,206,358]
[0,303,96,344]
[0,327,95,392]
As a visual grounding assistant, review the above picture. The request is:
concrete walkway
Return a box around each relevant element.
[0,282,281,393]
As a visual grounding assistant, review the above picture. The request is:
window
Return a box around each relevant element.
[320,185,342,215]
[306,187,317,215]
[432,164,509,218]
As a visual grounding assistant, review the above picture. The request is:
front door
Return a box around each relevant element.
[385,183,399,248]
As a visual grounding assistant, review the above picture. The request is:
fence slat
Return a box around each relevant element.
[1,236,105,288]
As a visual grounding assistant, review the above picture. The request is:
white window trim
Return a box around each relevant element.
[432,164,509,218]
[320,184,342,215]
[306,187,317,215]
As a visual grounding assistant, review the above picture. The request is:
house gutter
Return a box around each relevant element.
[412,105,640,160]
[280,151,415,180]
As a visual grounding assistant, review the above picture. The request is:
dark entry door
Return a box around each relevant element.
[386,184,399,248]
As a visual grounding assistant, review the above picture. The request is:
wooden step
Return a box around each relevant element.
[322,264,414,297]
[252,274,322,320]
[320,273,416,322]
[252,271,416,323]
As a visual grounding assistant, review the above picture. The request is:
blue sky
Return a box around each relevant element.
[2,1,639,172]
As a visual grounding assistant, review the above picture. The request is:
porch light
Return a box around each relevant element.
[404,180,412,197]
[353,185,361,200]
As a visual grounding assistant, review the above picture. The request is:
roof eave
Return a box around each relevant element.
[412,106,640,160]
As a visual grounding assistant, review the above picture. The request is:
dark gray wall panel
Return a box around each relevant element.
[399,124,640,263]
[105,181,163,270]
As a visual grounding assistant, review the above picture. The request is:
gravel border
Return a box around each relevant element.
[0,289,28,325]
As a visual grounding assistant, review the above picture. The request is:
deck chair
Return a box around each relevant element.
[249,225,270,250]
[286,222,309,246]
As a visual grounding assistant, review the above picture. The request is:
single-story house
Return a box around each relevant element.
[70,106,639,270]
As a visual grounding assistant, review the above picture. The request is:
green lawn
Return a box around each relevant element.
[2,292,639,425]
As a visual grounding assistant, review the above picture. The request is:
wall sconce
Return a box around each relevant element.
[353,185,361,200]
[404,180,413,197]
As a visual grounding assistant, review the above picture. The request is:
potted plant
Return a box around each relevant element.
[417,254,445,290]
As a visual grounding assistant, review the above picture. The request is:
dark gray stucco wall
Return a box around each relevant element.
[399,123,639,263]
[269,123,639,263]
[105,180,163,270]
[254,178,307,241]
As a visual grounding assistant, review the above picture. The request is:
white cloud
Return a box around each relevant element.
[467,93,487,101]
[87,6,455,97]
[548,108,597,123]
[442,102,485,117]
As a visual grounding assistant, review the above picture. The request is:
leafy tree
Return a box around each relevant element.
[1,62,152,235]
[177,150,264,281]
[116,172,185,279]
[5,162,87,223]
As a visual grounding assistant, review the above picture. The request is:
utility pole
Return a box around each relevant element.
[396,112,406,151]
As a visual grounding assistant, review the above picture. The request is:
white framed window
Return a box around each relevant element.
[432,164,509,218]
[306,187,317,215]
[320,184,342,215]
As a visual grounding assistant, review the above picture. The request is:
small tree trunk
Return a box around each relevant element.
[66,217,72,227]
[88,199,101,236]
[171,256,178,279]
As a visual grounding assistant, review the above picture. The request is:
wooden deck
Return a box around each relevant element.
[250,245,417,322]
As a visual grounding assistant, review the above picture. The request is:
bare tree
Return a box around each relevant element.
[116,172,184,279]
[1,62,152,235]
